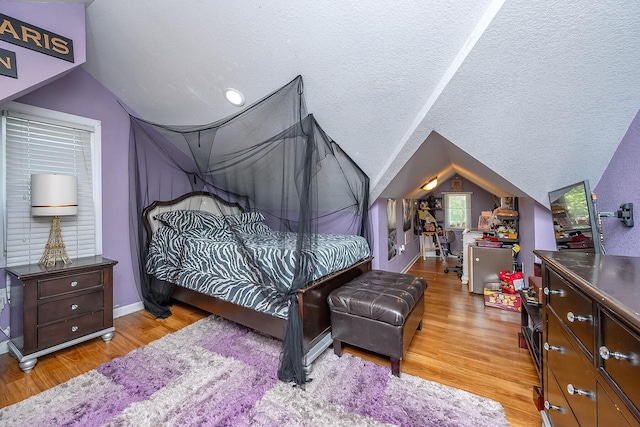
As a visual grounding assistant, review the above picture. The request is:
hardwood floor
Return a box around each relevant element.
[0,257,541,425]
[357,257,541,426]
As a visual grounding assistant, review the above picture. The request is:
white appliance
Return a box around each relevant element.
[461,230,484,285]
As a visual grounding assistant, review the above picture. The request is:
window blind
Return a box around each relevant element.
[3,111,97,267]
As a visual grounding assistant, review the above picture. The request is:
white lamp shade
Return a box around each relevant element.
[31,174,78,216]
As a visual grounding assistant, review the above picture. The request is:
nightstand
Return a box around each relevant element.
[5,256,117,373]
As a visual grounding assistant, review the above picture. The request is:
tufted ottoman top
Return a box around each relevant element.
[328,270,427,326]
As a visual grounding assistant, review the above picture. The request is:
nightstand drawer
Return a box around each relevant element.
[38,291,104,325]
[38,270,103,299]
[38,311,104,350]
[5,256,117,371]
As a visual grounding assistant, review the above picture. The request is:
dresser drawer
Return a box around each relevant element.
[546,267,594,357]
[37,311,104,350]
[600,309,640,411]
[545,369,580,427]
[38,270,103,299]
[598,382,633,426]
[545,312,596,426]
[38,291,104,325]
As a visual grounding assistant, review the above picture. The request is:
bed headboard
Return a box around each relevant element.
[142,191,244,243]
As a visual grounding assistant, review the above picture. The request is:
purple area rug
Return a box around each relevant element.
[0,316,509,426]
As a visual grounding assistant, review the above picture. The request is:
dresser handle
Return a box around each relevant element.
[543,287,565,297]
[566,311,592,323]
[70,281,78,287]
[600,346,635,363]
[567,383,594,399]
[544,401,565,413]
[544,342,563,353]
[71,326,79,332]
[71,304,79,310]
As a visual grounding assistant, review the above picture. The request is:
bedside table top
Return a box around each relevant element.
[4,255,118,280]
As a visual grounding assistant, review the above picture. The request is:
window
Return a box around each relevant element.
[1,102,102,267]
[444,192,472,229]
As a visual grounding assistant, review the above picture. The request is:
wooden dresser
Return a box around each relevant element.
[5,256,117,373]
[534,250,640,426]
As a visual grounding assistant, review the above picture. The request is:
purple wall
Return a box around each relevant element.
[0,3,93,345]
[371,198,421,272]
[594,109,640,256]
[0,2,86,103]
[12,68,140,310]
[527,109,640,261]
[519,198,556,277]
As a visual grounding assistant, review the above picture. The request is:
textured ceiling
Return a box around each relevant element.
[82,0,640,206]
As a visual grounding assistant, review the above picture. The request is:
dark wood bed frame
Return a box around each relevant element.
[142,191,372,370]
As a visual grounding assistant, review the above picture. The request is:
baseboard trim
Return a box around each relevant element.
[402,254,421,274]
[113,301,145,319]
[0,301,145,355]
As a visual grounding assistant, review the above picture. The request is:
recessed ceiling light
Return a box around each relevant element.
[224,88,245,107]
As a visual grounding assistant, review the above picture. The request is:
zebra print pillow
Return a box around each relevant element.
[154,210,203,231]
[222,211,269,234]
[224,212,265,226]
[199,213,225,229]
[155,210,224,232]
[183,226,234,242]
[234,221,271,234]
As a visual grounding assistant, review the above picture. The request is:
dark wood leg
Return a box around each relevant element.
[333,339,343,357]
[417,321,422,331]
[390,357,401,377]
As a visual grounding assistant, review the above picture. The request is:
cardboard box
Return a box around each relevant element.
[483,288,522,312]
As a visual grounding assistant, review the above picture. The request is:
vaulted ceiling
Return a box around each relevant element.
[82,0,640,206]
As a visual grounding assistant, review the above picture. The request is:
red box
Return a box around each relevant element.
[499,270,525,290]
[483,289,522,312]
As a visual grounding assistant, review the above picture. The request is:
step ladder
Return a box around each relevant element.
[421,231,445,261]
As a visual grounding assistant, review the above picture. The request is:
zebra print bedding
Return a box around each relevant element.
[146,226,371,318]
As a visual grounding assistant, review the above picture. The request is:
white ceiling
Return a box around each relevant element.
[82,0,640,206]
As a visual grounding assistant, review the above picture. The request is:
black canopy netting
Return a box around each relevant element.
[128,75,371,385]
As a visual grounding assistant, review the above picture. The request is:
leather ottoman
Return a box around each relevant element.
[327,270,427,376]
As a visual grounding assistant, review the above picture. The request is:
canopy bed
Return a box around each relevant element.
[128,76,372,384]
[142,191,372,372]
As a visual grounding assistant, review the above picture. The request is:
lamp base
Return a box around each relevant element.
[39,216,72,267]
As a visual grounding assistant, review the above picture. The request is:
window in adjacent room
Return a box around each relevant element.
[444,192,472,229]
[0,102,102,268]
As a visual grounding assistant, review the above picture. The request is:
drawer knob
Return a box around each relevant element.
[71,326,79,332]
[543,287,565,296]
[599,346,636,363]
[544,401,565,413]
[70,281,78,287]
[566,311,592,323]
[71,304,79,310]
[567,383,594,399]
[544,342,563,353]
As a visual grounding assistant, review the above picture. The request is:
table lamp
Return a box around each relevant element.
[31,174,78,267]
